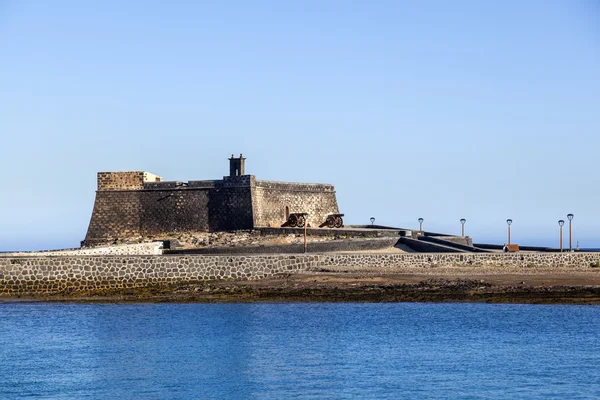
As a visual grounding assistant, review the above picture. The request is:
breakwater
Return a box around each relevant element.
[1,252,600,295]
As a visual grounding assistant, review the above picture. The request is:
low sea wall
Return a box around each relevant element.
[320,252,600,270]
[1,252,600,295]
[1,242,163,257]
[164,238,398,255]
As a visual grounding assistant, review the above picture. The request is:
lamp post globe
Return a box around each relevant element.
[418,218,424,233]
[370,217,375,226]
[460,219,466,237]
[506,219,513,245]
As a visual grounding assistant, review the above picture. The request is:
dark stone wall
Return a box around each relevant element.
[140,189,211,236]
[84,173,340,245]
[85,191,142,244]
[85,189,212,245]
[208,176,254,231]
[84,176,255,244]
[399,237,466,253]
[418,236,488,253]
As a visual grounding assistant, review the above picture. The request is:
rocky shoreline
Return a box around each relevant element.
[5,271,600,305]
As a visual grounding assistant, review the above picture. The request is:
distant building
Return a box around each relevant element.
[83,155,340,245]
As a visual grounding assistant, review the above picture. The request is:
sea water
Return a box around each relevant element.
[0,302,599,399]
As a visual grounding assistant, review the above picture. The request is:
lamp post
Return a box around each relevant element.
[370,217,375,226]
[304,214,308,253]
[567,213,574,252]
[558,220,564,252]
[506,219,512,245]
[418,217,424,233]
[460,218,466,237]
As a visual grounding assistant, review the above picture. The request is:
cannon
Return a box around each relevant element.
[319,213,344,228]
[281,213,308,228]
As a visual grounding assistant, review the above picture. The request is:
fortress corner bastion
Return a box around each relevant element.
[83,155,340,246]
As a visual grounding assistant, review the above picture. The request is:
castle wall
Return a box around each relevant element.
[84,170,340,245]
[252,180,339,228]
[208,176,255,231]
[85,190,143,244]
[85,172,167,244]
[139,189,211,236]
[97,171,162,191]
[1,252,600,295]
[84,175,257,245]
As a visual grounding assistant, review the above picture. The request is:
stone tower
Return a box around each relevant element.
[229,154,246,177]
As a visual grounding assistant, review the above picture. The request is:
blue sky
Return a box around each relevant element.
[1,0,599,251]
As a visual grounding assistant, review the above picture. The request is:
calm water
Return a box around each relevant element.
[1,303,599,399]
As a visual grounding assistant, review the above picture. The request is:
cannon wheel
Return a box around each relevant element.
[289,215,298,227]
[296,215,306,227]
[325,215,335,228]
[334,216,343,228]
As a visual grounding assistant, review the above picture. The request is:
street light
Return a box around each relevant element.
[506,219,512,245]
[567,213,574,252]
[418,217,424,233]
[303,212,309,253]
[370,217,375,226]
[460,218,466,237]
[558,220,565,252]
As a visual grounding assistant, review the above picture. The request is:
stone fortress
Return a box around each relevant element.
[84,155,340,246]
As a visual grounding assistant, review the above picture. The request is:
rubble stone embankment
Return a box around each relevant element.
[1,252,600,296]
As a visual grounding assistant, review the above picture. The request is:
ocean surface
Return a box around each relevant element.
[1,303,599,399]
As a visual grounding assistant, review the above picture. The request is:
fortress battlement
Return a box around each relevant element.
[97,171,162,191]
[255,180,336,192]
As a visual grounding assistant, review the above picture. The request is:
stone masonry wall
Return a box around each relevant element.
[84,176,255,245]
[209,176,255,231]
[320,252,600,271]
[252,180,339,228]
[97,172,152,191]
[85,173,339,245]
[85,190,142,244]
[1,252,600,295]
[140,189,211,235]
[0,254,320,294]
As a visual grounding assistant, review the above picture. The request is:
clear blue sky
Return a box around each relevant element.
[1,0,599,251]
